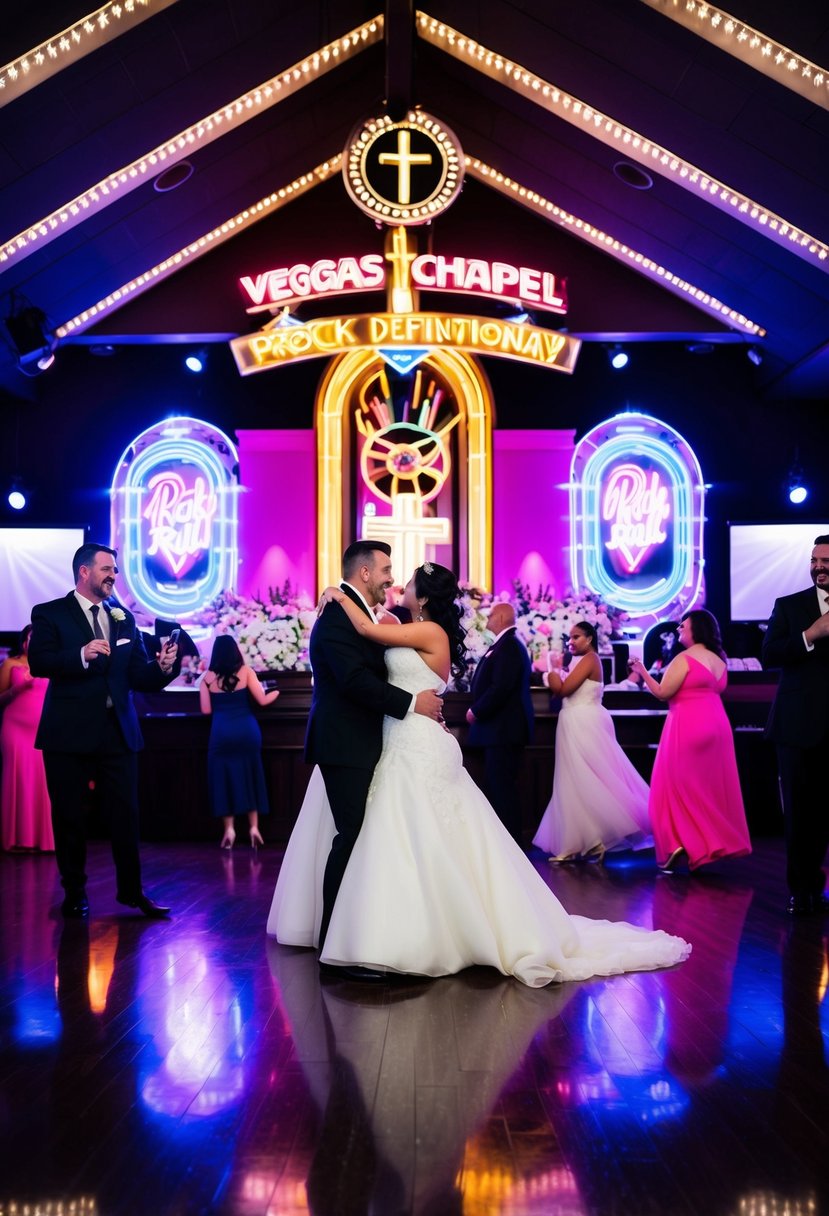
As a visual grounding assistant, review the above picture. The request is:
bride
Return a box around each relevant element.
[267,562,690,987]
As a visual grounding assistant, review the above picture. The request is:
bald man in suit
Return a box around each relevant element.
[466,603,534,844]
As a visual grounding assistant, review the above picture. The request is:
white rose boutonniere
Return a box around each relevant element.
[109,606,126,638]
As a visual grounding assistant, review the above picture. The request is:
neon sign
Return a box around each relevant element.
[603,464,670,573]
[231,313,580,375]
[570,413,705,620]
[110,417,239,619]
[240,253,567,315]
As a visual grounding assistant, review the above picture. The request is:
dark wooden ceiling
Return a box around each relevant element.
[2,0,828,399]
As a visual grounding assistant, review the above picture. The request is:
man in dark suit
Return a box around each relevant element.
[306,540,443,955]
[465,603,534,844]
[29,542,180,919]
[763,534,829,915]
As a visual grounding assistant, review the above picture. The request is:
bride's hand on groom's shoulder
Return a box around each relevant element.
[316,586,344,616]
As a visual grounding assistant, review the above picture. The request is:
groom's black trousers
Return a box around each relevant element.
[317,764,374,951]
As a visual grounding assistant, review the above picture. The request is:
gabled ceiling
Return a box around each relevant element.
[2,0,829,399]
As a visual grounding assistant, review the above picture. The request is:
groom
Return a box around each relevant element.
[306,540,443,956]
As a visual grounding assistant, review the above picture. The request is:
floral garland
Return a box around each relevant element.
[194,579,627,683]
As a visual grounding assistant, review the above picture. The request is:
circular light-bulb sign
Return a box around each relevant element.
[344,111,464,225]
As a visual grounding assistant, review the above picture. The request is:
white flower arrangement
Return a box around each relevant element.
[195,579,626,679]
[195,584,315,672]
[109,607,127,623]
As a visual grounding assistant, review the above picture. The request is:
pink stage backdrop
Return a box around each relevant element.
[236,430,316,599]
[235,428,574,598]
[492,430,575,597]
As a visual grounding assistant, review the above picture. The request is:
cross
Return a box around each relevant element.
[362,495,451,581]
[384,225,418,314]
[378,130,432,205]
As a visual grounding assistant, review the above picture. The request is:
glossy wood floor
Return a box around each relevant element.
[1,836,827,1216]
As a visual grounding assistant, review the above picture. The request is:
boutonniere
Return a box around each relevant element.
[110,606,126,638]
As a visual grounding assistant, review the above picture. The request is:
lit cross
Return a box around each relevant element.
[363,495,451,581]
[378,130,432,205]
[384,225,418,314]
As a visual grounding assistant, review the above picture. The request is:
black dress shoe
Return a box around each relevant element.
[117,891,171,918]
[61,893,89,918]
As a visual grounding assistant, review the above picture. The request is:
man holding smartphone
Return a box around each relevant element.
[29,542,181,919]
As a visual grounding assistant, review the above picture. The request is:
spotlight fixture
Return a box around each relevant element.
[787,467,808,504]
[782,457,802,505]
[3,304,56,373]
[184,351,205,373]
[746,346,763,367]
[7,479,26,511]
[609,345,629,370]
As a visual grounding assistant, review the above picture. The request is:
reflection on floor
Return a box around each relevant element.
[0,838,827,1216]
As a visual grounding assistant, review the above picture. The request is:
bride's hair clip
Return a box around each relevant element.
[422,560,434,575]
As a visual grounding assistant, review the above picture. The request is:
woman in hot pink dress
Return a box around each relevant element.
[630,610,750,872]
[0,625,53,851]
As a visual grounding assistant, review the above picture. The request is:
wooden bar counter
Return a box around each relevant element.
[132,670,783,845]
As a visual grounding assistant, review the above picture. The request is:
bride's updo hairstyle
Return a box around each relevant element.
[414,562,467,680]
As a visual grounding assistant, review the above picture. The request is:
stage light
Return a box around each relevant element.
[609,345,629,370]
[8,480,26,511]
[3,304,56,373]
[184,351,205,373]
[786,459,808,504]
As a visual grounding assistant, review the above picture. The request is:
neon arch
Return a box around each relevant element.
[110,416,239,619]
[315,348,492,590]
[570,412,705,619]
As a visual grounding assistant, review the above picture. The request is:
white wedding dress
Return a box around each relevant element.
[532,660,653,859]
[267,648,690,987]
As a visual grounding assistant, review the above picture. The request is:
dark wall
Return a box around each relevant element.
[1,335,826,634]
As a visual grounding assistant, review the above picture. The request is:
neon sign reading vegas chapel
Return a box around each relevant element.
[240,253,567,315]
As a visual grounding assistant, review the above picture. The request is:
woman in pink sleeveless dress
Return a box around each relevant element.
[0,625,53,851]
[630,610,750,872]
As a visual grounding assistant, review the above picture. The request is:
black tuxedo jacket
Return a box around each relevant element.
[304,585,411,770]
[467,628,534,748]
[29,593,173,753]
[763,586,829,748]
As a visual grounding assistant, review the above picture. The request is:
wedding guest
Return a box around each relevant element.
[631,609,751,872]
[199,636,279,849]
[465,602,534,844]
[533,621,651,862]
[28,542,179,918]
[762,534,829,915]
[0,625,53,851]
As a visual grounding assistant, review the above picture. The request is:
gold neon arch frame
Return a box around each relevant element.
[315,348,493,591]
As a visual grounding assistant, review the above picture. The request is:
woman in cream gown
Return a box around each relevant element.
[532,621,653,862]
[267,564,690,988]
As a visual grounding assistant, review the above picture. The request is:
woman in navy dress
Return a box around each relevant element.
[199,636,279,848]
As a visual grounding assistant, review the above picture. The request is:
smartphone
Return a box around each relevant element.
[168,628,181,647]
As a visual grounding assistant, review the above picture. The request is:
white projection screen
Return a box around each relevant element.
[729,522,829,623]
[0,527,86,632]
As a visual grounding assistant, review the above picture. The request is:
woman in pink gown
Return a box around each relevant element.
[0,625,53,851]
[630,609,750,872]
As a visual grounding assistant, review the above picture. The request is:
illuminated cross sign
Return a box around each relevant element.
[344,111,464,225]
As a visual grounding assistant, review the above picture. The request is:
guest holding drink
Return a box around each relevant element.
[199,636,279,849]
[533,621,652,862]
[630,609,751,872]
[0,625,53,851]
